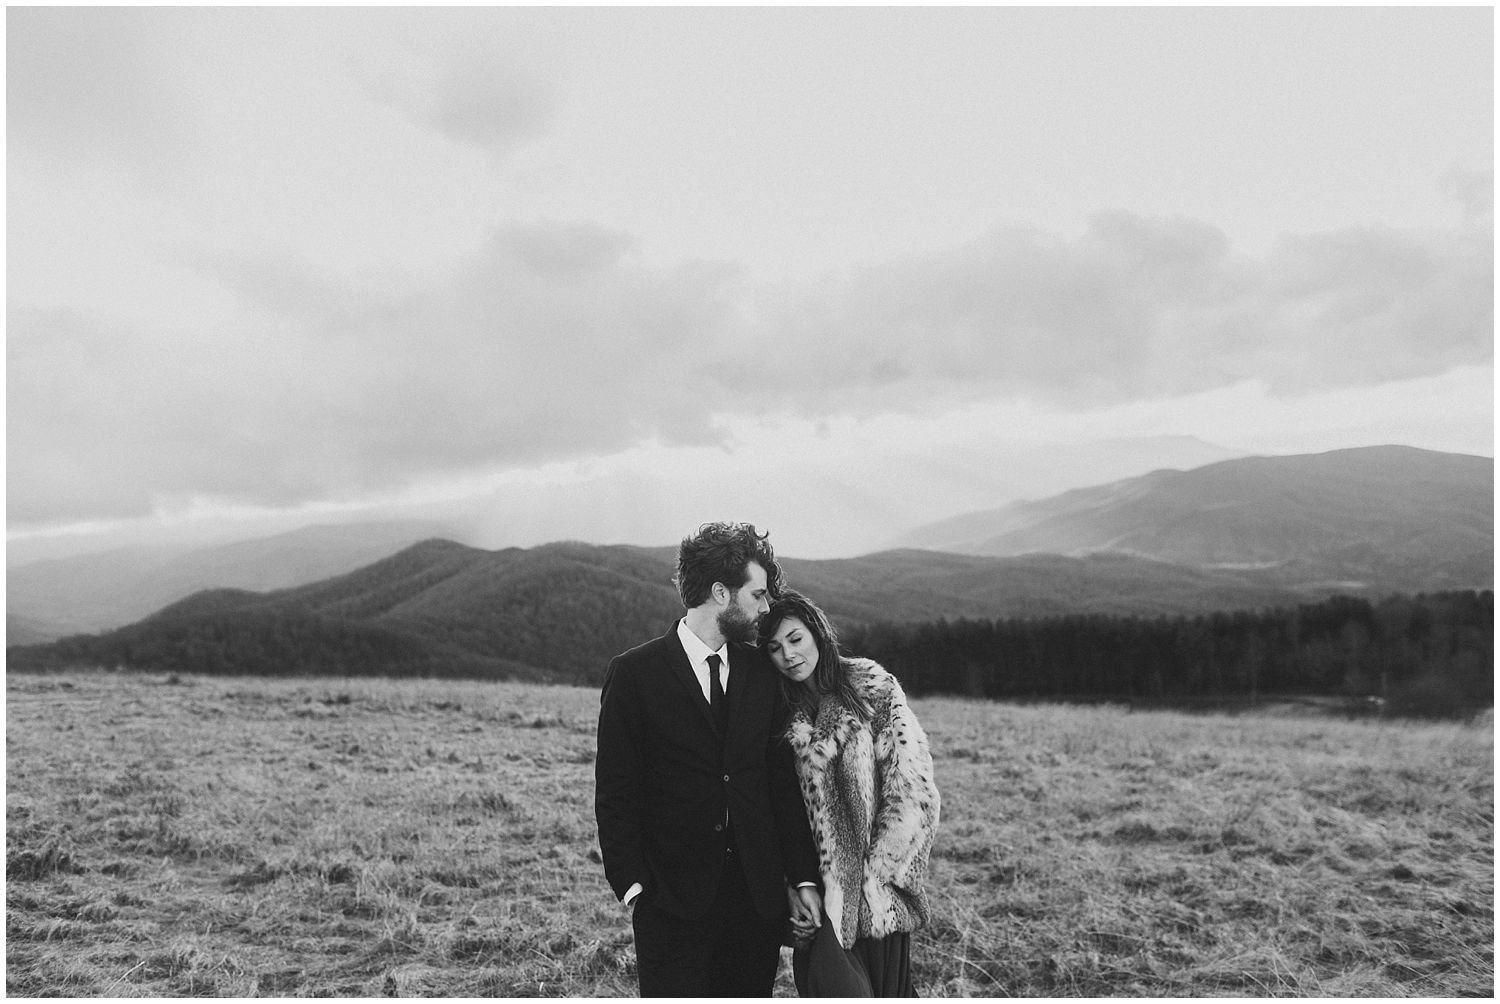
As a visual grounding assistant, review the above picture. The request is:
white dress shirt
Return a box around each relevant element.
[676,618,730,704]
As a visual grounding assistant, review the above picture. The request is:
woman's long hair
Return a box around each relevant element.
[758,590,871,723]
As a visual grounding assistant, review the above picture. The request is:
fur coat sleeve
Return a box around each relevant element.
[786,659,940,945]
[863,665,941,930]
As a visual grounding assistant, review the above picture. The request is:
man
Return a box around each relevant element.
[595,521,824,996]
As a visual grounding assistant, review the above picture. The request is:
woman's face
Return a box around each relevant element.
[765,615,819,684]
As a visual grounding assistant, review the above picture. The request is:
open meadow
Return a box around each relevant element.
[6,670,1493,997]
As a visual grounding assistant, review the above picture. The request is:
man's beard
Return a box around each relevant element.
[717,603,758,644]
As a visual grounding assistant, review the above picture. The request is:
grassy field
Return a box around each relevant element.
[6,670,1493,997]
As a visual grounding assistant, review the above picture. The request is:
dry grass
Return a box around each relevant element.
[921,700,1493,996]
[6,671,1492,997]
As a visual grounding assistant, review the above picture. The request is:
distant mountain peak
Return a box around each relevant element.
[895,446,1492,593]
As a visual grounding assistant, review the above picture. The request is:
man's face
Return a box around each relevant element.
[716,561,770,644]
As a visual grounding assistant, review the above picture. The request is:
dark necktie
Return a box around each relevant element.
[707,654,728,737]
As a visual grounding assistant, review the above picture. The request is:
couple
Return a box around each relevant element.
[594,522,940,997]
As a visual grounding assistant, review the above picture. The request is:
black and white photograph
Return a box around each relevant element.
[7,6,1492,997]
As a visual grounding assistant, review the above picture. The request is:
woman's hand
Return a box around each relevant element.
[786,884,823,942]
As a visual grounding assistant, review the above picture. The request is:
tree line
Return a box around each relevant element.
[13,584,1490,718]
[840,591,1493,718]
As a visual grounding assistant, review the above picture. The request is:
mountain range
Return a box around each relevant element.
[898,446,1491,594]
[10,539,1315,684]
[8,446,1491,683]
[6,519,460,640]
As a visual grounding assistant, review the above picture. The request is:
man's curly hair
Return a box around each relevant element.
[674,522,784,608]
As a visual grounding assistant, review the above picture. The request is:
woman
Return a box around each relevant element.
[759,591,940,997]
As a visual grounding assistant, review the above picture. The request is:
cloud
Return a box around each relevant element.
[496,221,639,278]
[187,251,372,325]
[1441,166,1493,225]
[6,8,202,189]
[6,224,741,523]
[359,48,557,162]
[736,206,1491,413]
[7,306,264,523]
[7,206,1490,527]
[1243,223,1491,390]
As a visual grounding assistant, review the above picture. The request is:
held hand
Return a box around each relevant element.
[785,886,811,925]
[785,884,806,921]
[785,885,819,940]
[795,885,824,930]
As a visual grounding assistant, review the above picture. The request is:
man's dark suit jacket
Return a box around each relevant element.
[595,623,820,921]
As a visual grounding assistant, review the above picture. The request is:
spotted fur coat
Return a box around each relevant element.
[785,658,940,946]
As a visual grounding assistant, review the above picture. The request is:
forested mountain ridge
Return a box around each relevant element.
[7,519,464,638]
[13,541,684,683]
[11,447,1487,646]
[13,540,1323,683]
[9,447,1490,693]
[897,446,1492,593]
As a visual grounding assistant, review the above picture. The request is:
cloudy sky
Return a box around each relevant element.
[7,7,1493,560]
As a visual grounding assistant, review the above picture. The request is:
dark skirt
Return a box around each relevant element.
[793,930,915,997]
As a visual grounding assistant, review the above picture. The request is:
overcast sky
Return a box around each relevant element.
[7,7,1493,560]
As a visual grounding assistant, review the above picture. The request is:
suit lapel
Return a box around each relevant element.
[664,625,718,737]
[723,641,763,749]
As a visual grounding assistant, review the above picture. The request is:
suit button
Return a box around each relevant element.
[714,823,723,832]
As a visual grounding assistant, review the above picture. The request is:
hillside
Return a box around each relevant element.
[786,549,1302,623]
[5,613,70,647]
[12,446,1490,684]
[14,446,1485,647]
[10,539,1321,684]
[898,446,1492,593]
[6,519,462,635]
